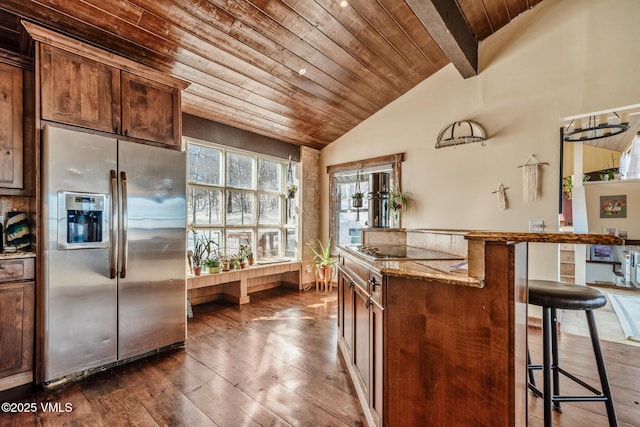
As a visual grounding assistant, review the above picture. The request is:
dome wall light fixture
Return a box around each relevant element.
[435,120,486,149]
[563,112,629,142]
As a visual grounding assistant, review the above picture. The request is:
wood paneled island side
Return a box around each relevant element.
[337,231,624,426]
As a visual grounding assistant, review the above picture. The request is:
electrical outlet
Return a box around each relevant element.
[529,220,544,232]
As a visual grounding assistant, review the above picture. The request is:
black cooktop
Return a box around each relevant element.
[353,245,465,261]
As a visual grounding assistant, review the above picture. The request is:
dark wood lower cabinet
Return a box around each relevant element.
[0,280,34,391]
[337,253,384,427]
[0,257,35,392]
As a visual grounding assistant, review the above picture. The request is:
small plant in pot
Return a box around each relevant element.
[204,257,220,274]
[191,238,206,276]
[239,244,253,266]
[307,238,338,282]
[351,191,364,208]
[220,256,231,271]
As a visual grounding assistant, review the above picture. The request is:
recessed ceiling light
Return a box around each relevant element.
[340,1,348,7]
[298,68,307,76]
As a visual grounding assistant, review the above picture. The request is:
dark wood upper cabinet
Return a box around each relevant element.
[121,72,180,146]
[39,44,120,134]
[26,22,188,148]
[0,62,23,190]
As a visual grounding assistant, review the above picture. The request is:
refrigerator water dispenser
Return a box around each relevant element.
[58,192,109,249]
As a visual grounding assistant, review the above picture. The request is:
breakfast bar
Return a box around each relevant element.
[337,229,624,427]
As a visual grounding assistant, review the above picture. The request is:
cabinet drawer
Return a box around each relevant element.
[342,253,370,290]
[0,258,35,282]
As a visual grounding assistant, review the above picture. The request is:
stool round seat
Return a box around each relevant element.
[528,279,607,311]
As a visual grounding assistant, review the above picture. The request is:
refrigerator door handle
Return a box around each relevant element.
[120,171,129,278]
[109,170,118,279]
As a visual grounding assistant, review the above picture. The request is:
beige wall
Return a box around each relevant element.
[320,0,640,279]
[585,180,640,238]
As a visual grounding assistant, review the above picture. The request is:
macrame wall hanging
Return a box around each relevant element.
[492,184,510,210]
[518,155,549,202]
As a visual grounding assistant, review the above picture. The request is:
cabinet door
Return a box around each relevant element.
[353,285,370,398]
[40,44,121,133]
[0,281,34,378]
[341,273,355,359]
[121,72,181,147]
[370,302,384,426]
[0,63,23,189]
[337,271,344,335]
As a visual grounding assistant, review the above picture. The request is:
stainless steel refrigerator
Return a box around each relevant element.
[42,125,186,384]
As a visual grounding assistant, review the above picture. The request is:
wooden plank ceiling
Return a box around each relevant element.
[0,0,542,149]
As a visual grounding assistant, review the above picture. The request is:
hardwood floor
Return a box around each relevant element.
[1,287,638,426]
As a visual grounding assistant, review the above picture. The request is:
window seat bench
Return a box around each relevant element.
[187,261,302,305]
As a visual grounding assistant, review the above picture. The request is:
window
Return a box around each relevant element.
[327,154,403,247]
[334,167,392,246]
[186,139,298,262]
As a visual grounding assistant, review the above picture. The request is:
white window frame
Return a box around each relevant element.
[185,137,298,261]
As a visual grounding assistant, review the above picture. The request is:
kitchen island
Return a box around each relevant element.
[337,229,623,427]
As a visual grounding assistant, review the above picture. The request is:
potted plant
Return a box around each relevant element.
[307,238,338,283]
[231,255,241,270]
[220,255,231,271]
[389,187,409,228]
[238,244,253,266]
[204,257,220,274]
[352,191,365,208]
[286,184,297,199]
[191,238,206,276]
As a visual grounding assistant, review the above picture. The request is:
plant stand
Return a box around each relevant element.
[315,265,334,292]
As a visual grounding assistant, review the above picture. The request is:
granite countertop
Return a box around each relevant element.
[342,231,630,288]
[0,251,36,259]
[339,245,483,288]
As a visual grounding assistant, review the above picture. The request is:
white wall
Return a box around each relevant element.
[320,0,640,279]
[585,180,640,238]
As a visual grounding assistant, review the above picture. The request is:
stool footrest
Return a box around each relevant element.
[528,366,607,401]
[556,367,604,396]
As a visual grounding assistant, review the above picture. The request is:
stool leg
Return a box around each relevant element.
[585,310,618,427]
[542,305,553,427]
[550,307,562,412]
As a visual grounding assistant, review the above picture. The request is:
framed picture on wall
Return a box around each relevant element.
[600,195,627,218]
[591,245,614,262]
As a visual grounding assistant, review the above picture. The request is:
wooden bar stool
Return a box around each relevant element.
[527,280,618,427]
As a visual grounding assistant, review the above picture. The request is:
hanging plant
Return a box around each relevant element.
[352,162,364,209]
[286,184,297,199]
[390,188,408,217]
[285,155,297,199]
[352,191,364,208]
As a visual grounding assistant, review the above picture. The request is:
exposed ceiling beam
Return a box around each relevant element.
[406,0,478,78]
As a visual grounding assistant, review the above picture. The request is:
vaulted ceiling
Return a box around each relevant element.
[0,0,543,149]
